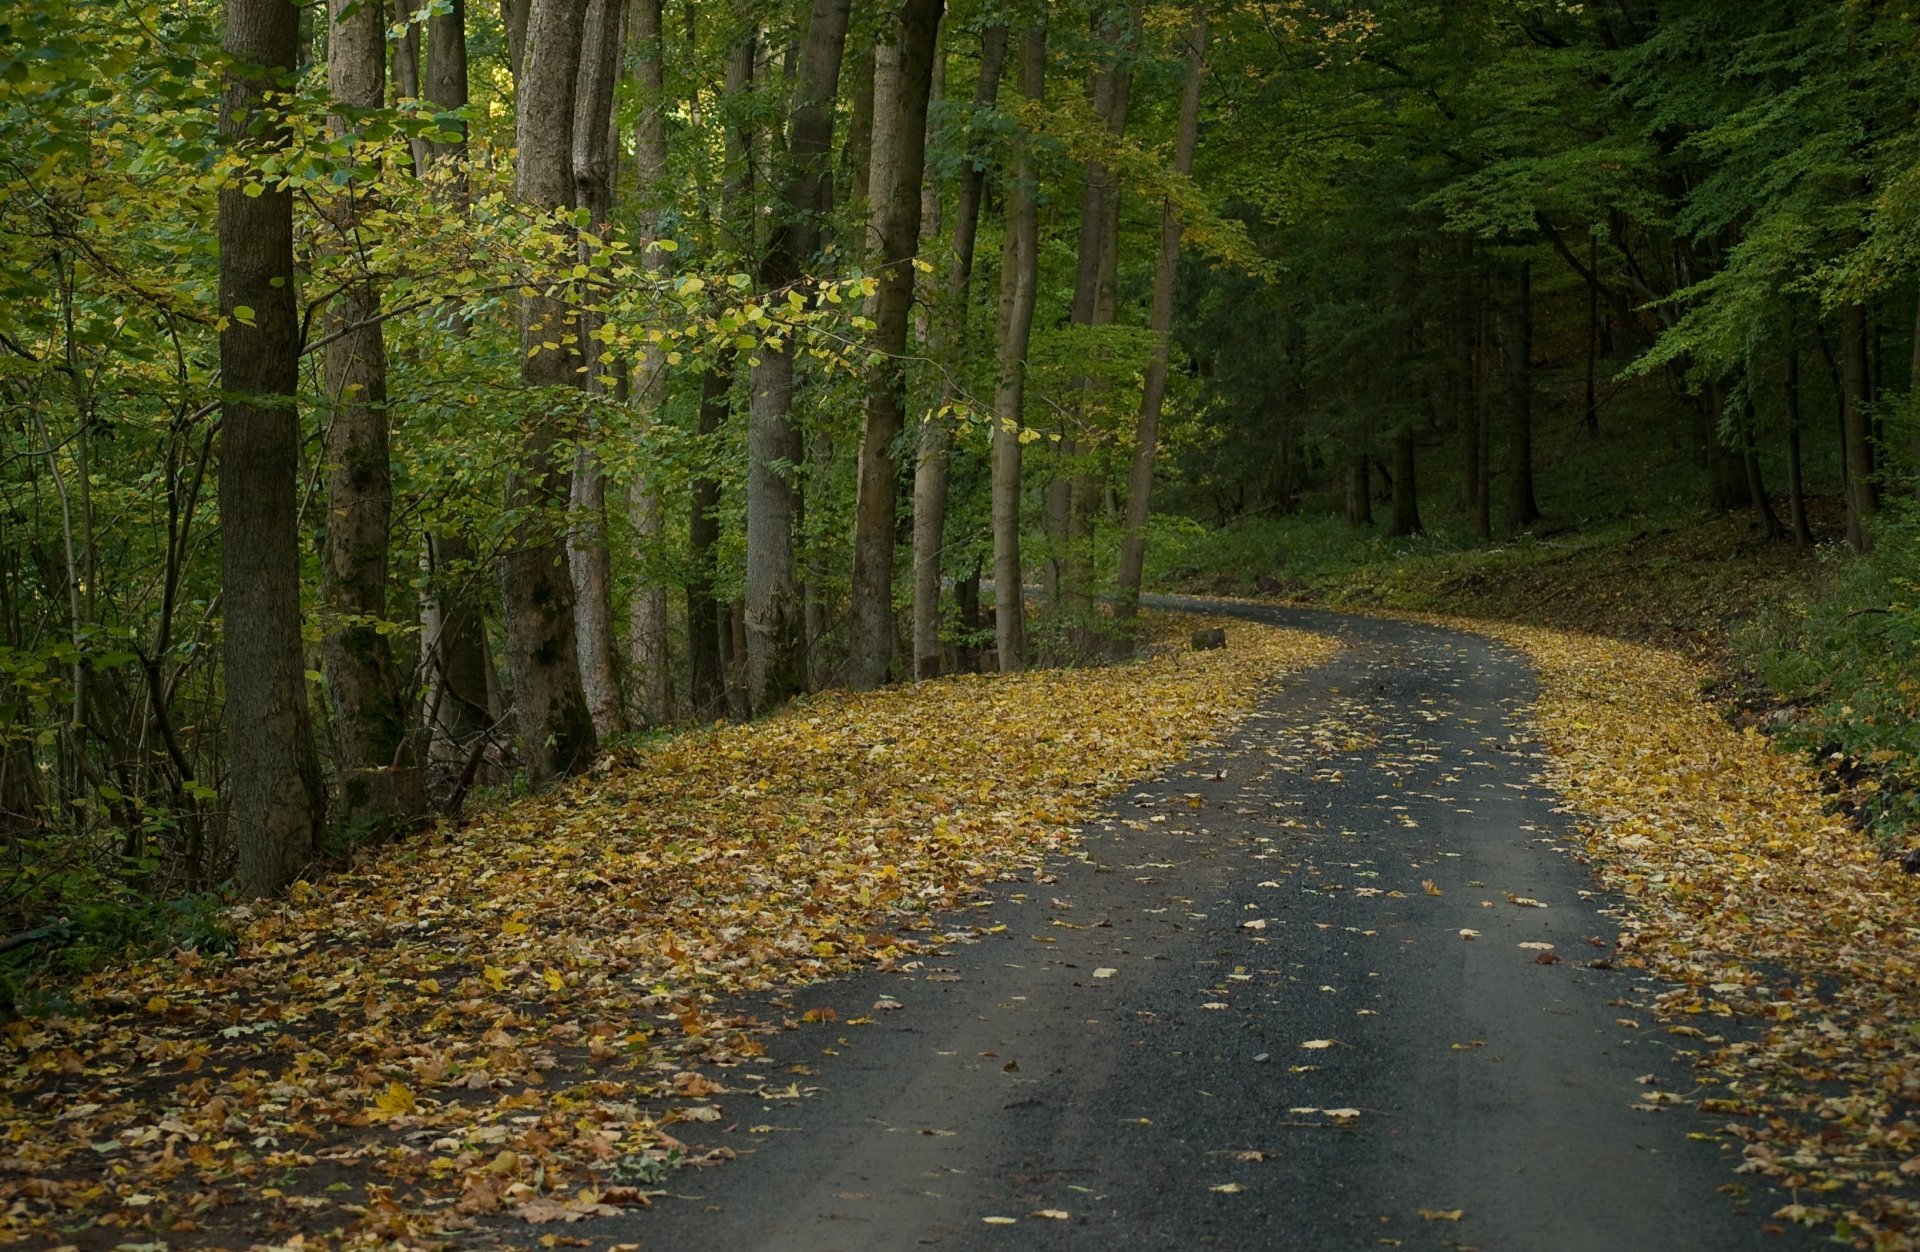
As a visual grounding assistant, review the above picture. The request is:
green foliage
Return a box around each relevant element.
[1736,508,1920,842]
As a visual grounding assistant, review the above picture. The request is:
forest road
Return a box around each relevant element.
[594,602,1807,1252]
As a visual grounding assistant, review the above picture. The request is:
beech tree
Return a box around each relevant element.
[220,0,323,895]
[501,0,596,786]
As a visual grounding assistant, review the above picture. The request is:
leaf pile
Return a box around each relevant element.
[0,616,1335,1249]
[1487,622,1920,1249]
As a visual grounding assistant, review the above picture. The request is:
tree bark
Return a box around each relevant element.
[502,0,530,84]
[688,360,732,719]
[1115,16,1206,636]
[220,0,324,896]
[1505,258,1541,532]
[912,24,1007,680]
[746,0,852,712]
[1387,426,1422,537]
[1740,396,1785,540]
[322,0,421,837]
[1063,14,1134,647]
[502,0,597,787]
[1785,336,1816,545]
[865,32,902,264]
[621,0,675,728]
[1841,301,1878,551]
[845,0,942,690]
[567,0,629,739]
[991,22,1048,672]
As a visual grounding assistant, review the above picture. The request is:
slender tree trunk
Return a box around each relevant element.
[417,0,500,789]
[912,24,1007,680]
[1741,397,1785,540]
[1064,14,1133,646]
[1785,337,1815,545]
[322,0,421,837]
[502,0,597,787]
[622,0,674,727]
[1584,232,1600,437]
[1473,276,1493,541]
[1345,455,1372,527]
[426,1,468,167]
[688,360,731,718]
[865,32,902,263]
[1842,301,1878,551]
[991,22,1048,671]
[421,533,497,782]
[847,0,942,690]
[1387,427,1422,536]
[502,0,530,83]
[747,0,852,712]
[221,0,324,896]
[1114,16,1206,637]
[1505,259,1541,532]
[567,0,629,738]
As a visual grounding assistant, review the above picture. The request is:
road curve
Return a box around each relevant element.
[590,603,1805,1252]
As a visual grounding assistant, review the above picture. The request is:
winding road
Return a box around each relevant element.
[598,604,1803,1251]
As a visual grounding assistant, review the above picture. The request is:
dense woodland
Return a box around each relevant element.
[2,0,1919,962]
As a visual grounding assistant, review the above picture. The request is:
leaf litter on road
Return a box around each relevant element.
[0,616,1336,1247]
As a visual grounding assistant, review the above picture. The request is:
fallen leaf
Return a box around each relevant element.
[1211,1182,1245,1194]
[1418,1207,1465,1222]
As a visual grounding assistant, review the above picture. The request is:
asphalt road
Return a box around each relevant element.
[599,604,1804,1252]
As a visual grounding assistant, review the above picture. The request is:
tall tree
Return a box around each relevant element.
[990,21,1047,672]
[626,0,675,727]
[501,0,597,786]
[220,0,324,894]
[567,0,630,737]
[321,0,421,836]
[745,0,853,712]
[846,0,943,690]
[1115,15,1207,635]
[912,23,1008,680]
[1062,10,1135,641]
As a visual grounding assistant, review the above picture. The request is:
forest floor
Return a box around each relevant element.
[8,601,1920,1249]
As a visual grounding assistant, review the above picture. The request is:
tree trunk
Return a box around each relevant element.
[426,1,468,166]
[864,32,902,263]
[1345,455,1372,527]
[421,533,498,784]
[1387,426,1422,537]
[991,22,1048,672]
[567,0,629,739]
[747,0,852,712]
[1785,337,1815,545]
[1505,259,1541,532]
[502,0,530,84]
[622,0,675,728]
[502,0,597,787]
[912,24,1007,681]
[1064,14,1133,647]
[1584,232,1600,438]
[1473,277,1493,542]
[1841,301,1878,552]
[322,0,421,838]
[846,0,942,690]
[688,359,731,718]
[1741,397,1785,540]
[221,0,324,896]
[1114,15,1206,637]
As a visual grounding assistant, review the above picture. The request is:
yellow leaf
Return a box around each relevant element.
[370,1081,417,1120]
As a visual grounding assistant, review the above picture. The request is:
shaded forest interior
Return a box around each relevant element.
[2,0,1918,991]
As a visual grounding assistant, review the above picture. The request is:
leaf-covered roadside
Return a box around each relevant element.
[0,617,1337,1249]
[1487,623,1920,1250]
